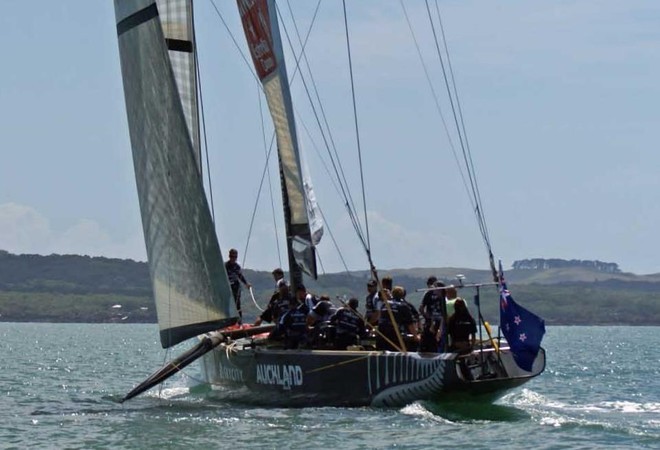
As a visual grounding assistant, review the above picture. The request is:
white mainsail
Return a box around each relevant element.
[237,0,318,278]
[114,0,234,348]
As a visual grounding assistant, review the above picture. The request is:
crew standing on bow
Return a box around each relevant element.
[225,248,251,323]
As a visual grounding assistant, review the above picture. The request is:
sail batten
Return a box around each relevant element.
[238,0,318,278]
[166,38,193,52]
[114,0,234,348]
[117,2,158,35]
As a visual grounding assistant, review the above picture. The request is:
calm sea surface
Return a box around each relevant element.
[1,323,658,449]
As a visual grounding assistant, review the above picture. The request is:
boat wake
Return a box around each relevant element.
[417,399,529,423]
[501,388,660,439]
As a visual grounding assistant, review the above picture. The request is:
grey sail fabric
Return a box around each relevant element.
[301,148,324,246]
[155,0,201,172]
[114,0,235,348]
[237,0,318,277]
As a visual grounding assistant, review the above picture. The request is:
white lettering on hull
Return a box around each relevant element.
[217,364,243,382]
[256,364,303,390]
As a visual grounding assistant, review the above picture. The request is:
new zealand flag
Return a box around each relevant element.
[499,262,545,371]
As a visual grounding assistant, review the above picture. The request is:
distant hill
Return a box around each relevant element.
[0,250,150,296]
[0,251,658,325]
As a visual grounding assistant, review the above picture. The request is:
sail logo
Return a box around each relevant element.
[217,365,243,382]
[238,0,277,80]
[256,364,303,389]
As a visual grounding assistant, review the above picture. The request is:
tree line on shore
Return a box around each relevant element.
[0,251,658,325]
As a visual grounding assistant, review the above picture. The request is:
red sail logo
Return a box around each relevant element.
[238,0,277,80]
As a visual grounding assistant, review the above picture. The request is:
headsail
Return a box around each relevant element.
[237,0,318,279]
[114,0,235,348]
[156,0,202,171]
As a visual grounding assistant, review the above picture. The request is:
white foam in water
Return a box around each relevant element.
[502,388,548,407]
[143,385,190,400]
[539,414,567,428]
[600,401,660,413]
[504,387,660,438]
[400,402,454,424]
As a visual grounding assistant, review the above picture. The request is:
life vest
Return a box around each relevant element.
[448,315,476,342]
[270,294,292,322]
[333,308,362,336]
[304,293,318,310]
[426,292,445,321]
[378,300,412,333]
[281,303,309,338]
[365,292,376,313]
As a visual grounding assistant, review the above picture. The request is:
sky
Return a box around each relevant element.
[1,1,659,276]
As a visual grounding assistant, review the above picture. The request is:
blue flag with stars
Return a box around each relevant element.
[499,262,545,371]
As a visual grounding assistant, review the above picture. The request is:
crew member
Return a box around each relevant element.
[330,297,365,349]
[224,248,251,322]
[275,296,310,349]
[447,298,477,352]
[296,284,318,310]
[254,278,292,326]
[419,280,446,352]
[376,286,419,351]
[365,279,378,325]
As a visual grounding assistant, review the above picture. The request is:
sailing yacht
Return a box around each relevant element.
[113,0,545,407]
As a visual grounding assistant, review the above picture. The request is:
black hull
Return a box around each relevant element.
[199,338,545,407]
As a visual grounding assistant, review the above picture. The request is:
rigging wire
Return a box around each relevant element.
[400,0,495,265]
[292,103,359,276]
[260,88,284,269]
[283,0,365,240]
[209,0,259,83]
[297,111,344,200]
[399,1,471,203]
[433,0,492,253]
[317,205,352,274]
[341,0,373,261]
[193,12,217,223]
[208,1,375,273]
[242,85,283,269]
[421,0,493,257]
[277,1,369,253]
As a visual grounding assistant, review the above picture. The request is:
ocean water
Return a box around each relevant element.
[1,324,658,449]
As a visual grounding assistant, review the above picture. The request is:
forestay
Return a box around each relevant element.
[114,0,235,348]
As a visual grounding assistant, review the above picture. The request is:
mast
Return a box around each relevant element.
[282,171,304,289]
[237,0,319,287]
